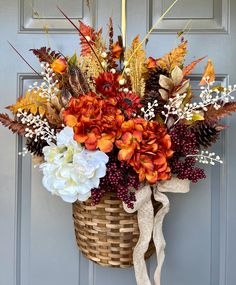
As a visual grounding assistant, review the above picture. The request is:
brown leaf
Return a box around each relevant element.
[205,102,236,120]
[46,103,62,127]
[0,113,26,136]
[182,56,206,76]
[68,65,90,97]
[30,47,61,64]
[108,17,114,53]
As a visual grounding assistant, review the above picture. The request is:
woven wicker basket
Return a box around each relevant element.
[73,192,160,268]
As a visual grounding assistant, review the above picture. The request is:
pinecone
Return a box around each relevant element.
[26,138,48,156]
[141,69,170,117]
[141,90,166,115]
[145,69,168,93]
[191,120,222,148]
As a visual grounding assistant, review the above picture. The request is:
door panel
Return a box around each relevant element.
[126,1,234,285]
[0,0,235,285]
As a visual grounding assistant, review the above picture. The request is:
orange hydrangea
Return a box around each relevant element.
[63,92,124,152]
[116,118,173,184]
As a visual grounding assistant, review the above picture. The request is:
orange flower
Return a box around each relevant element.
[116,118,173,184]
[199,59,215,85]
[112,42,123,60]
[63,92,124,152]
[51,58,67,74]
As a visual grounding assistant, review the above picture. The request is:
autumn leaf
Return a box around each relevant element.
[79,21,100,56]
[146,57,157,69]
[108,17,114,54]
[205,102,236,120]
[7,90,48,116]
[199,59,215,85]
[0,113,26,136]
[156,40,188,71]
[124,36,147,96]
[183,56,206,76]
[171,66,184,86]
[30,47,61,64]
[112,42,123,60]
[46,99,64,128]
[185,111,204,124]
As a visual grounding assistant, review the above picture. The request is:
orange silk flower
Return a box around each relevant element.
[63,92,124,152]
[116,118,173,184]
[51,58,68,74]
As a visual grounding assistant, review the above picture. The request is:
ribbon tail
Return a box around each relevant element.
[153,190,170,285]
[123,185,154,285]
[133,197,154,285]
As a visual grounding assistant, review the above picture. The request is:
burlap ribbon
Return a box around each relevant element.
[123,177,190,285]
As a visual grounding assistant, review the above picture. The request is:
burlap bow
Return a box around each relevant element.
[123,177,190,285]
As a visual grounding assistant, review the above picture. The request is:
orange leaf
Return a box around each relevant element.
[79,21,96,56]
[182,56,206,76]
[146,57,157,69]
[199,59,215,85]
[112,42,123,60]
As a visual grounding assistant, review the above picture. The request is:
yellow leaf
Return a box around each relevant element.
[186,111,204,123]
[39,106,46,116]
[9,90,47,116]
[157,41,188,72]
[211,86,224,92]
[182,88,192,105]
[31,104,37,115]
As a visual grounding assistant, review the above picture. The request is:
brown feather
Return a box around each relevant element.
[205,102,236,121]
[0,113,26,136]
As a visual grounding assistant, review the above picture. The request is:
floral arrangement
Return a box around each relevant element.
[2,4,236,283]
[1,16,236,209]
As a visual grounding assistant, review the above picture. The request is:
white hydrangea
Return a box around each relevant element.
[40,127,109,202]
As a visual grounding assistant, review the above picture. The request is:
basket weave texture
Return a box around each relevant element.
[73,192,160,268]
